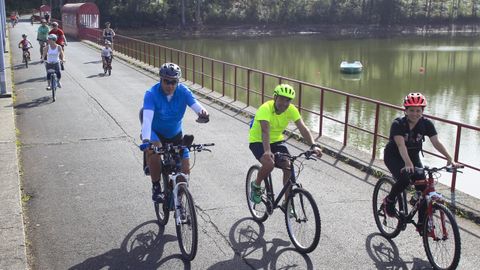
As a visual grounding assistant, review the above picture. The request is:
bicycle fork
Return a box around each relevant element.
[170,173,189,226]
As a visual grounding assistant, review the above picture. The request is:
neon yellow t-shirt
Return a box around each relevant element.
[249,100,301,143]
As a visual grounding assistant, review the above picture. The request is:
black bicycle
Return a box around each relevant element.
[147,135,214,261]
[103,56,112,76]
[245,150,321,253]
[373,165,463,270]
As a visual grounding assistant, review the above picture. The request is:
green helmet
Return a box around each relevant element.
[273,84,295,100]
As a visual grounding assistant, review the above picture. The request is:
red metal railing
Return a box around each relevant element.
[80,29,480,192]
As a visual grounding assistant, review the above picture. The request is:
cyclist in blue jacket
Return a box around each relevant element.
[139,63,209,202]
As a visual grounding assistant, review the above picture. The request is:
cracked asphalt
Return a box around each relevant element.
[9,21,480,269]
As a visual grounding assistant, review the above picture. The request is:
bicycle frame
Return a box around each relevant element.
[153,142,214,225]
[397,167,451,235]
[262,151,316,213]
[264,165,297,211]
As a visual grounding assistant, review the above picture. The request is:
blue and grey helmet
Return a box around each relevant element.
[159,63,182,80]
[47,34,57,41]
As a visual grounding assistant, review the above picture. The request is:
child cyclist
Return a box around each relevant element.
[101,40,113,74]
[18,34,33,62]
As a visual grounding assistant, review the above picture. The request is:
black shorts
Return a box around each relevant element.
[249,141,290,161]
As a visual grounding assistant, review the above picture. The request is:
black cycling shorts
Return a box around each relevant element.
[249,141,290,161]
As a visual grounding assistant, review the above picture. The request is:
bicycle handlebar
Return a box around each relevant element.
[416,165,464,174]
[151,143,215,154]
[275,150,318,162]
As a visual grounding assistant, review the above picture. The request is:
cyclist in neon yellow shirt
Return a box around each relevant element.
[249,84,322,204]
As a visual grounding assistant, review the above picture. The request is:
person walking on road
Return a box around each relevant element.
[139,62,210,202]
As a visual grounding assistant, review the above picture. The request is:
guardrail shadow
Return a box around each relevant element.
[365,233,432,269]
[68,220,191,270]
[207,217,314,270]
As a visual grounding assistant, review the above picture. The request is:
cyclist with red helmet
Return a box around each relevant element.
[248,84,322,205]
[383,93,459,229]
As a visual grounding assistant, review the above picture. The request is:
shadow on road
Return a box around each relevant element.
[208,217,314,270]
[14,96,52,109]
[86,73,105,78]
[365,232,432,269]
[15,76,45,85]
[84,60,103,64]
[68,220,191,270]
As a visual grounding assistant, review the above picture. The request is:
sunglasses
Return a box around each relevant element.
[162,78,178,85]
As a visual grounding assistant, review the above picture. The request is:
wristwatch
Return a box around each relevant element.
[310,144,321,150]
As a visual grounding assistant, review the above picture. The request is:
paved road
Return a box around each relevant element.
[10,21,480,269]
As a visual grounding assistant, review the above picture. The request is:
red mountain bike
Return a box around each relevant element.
[373,165,463,270]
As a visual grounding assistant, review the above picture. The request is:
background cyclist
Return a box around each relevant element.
[383,92,460,230]
[248,84,322,205]
[102,22,116,46]
[18,34,33,62]
[139,63,210,202]
[37,19,50,59]
[101,40,113,73]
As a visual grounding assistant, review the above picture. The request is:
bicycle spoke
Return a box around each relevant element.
[176,185,198,261]
[423,204,461,270]
[372,177,402,238]
[285,189,320,253]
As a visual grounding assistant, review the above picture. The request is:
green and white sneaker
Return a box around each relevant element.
[250,181,263,204]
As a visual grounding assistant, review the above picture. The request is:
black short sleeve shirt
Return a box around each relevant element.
[385,116,437,156]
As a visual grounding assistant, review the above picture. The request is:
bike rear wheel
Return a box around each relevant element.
[245,165,268,222]
[285,188,321,253]
[175,184,198,261]
[372,176,403,238]
[23,53,28,68]
[155,173,170,226]
[423,203,461,270]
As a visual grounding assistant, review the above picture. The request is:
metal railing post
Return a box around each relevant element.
[201,58,204,87]
[211,60,214,92]
[298,84,302,114]
[247,70,251,106]
[344,96,350,146]
[0,0,6,95]
[222,63,225,96]
[372,103,380,160]
[451,126,462,192]
[319,89,324,137]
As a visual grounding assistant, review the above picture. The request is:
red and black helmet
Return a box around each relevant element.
[403,92,427,108]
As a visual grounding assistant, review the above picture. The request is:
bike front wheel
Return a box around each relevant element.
[51,75,56,102]
[175,184,198,261]
[155,173,170,226]
[245,165,268,222]
[372,176,402,238]
[423,203,461,270]
[285,188,321,253]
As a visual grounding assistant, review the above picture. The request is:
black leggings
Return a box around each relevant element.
[385,151,426,223]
